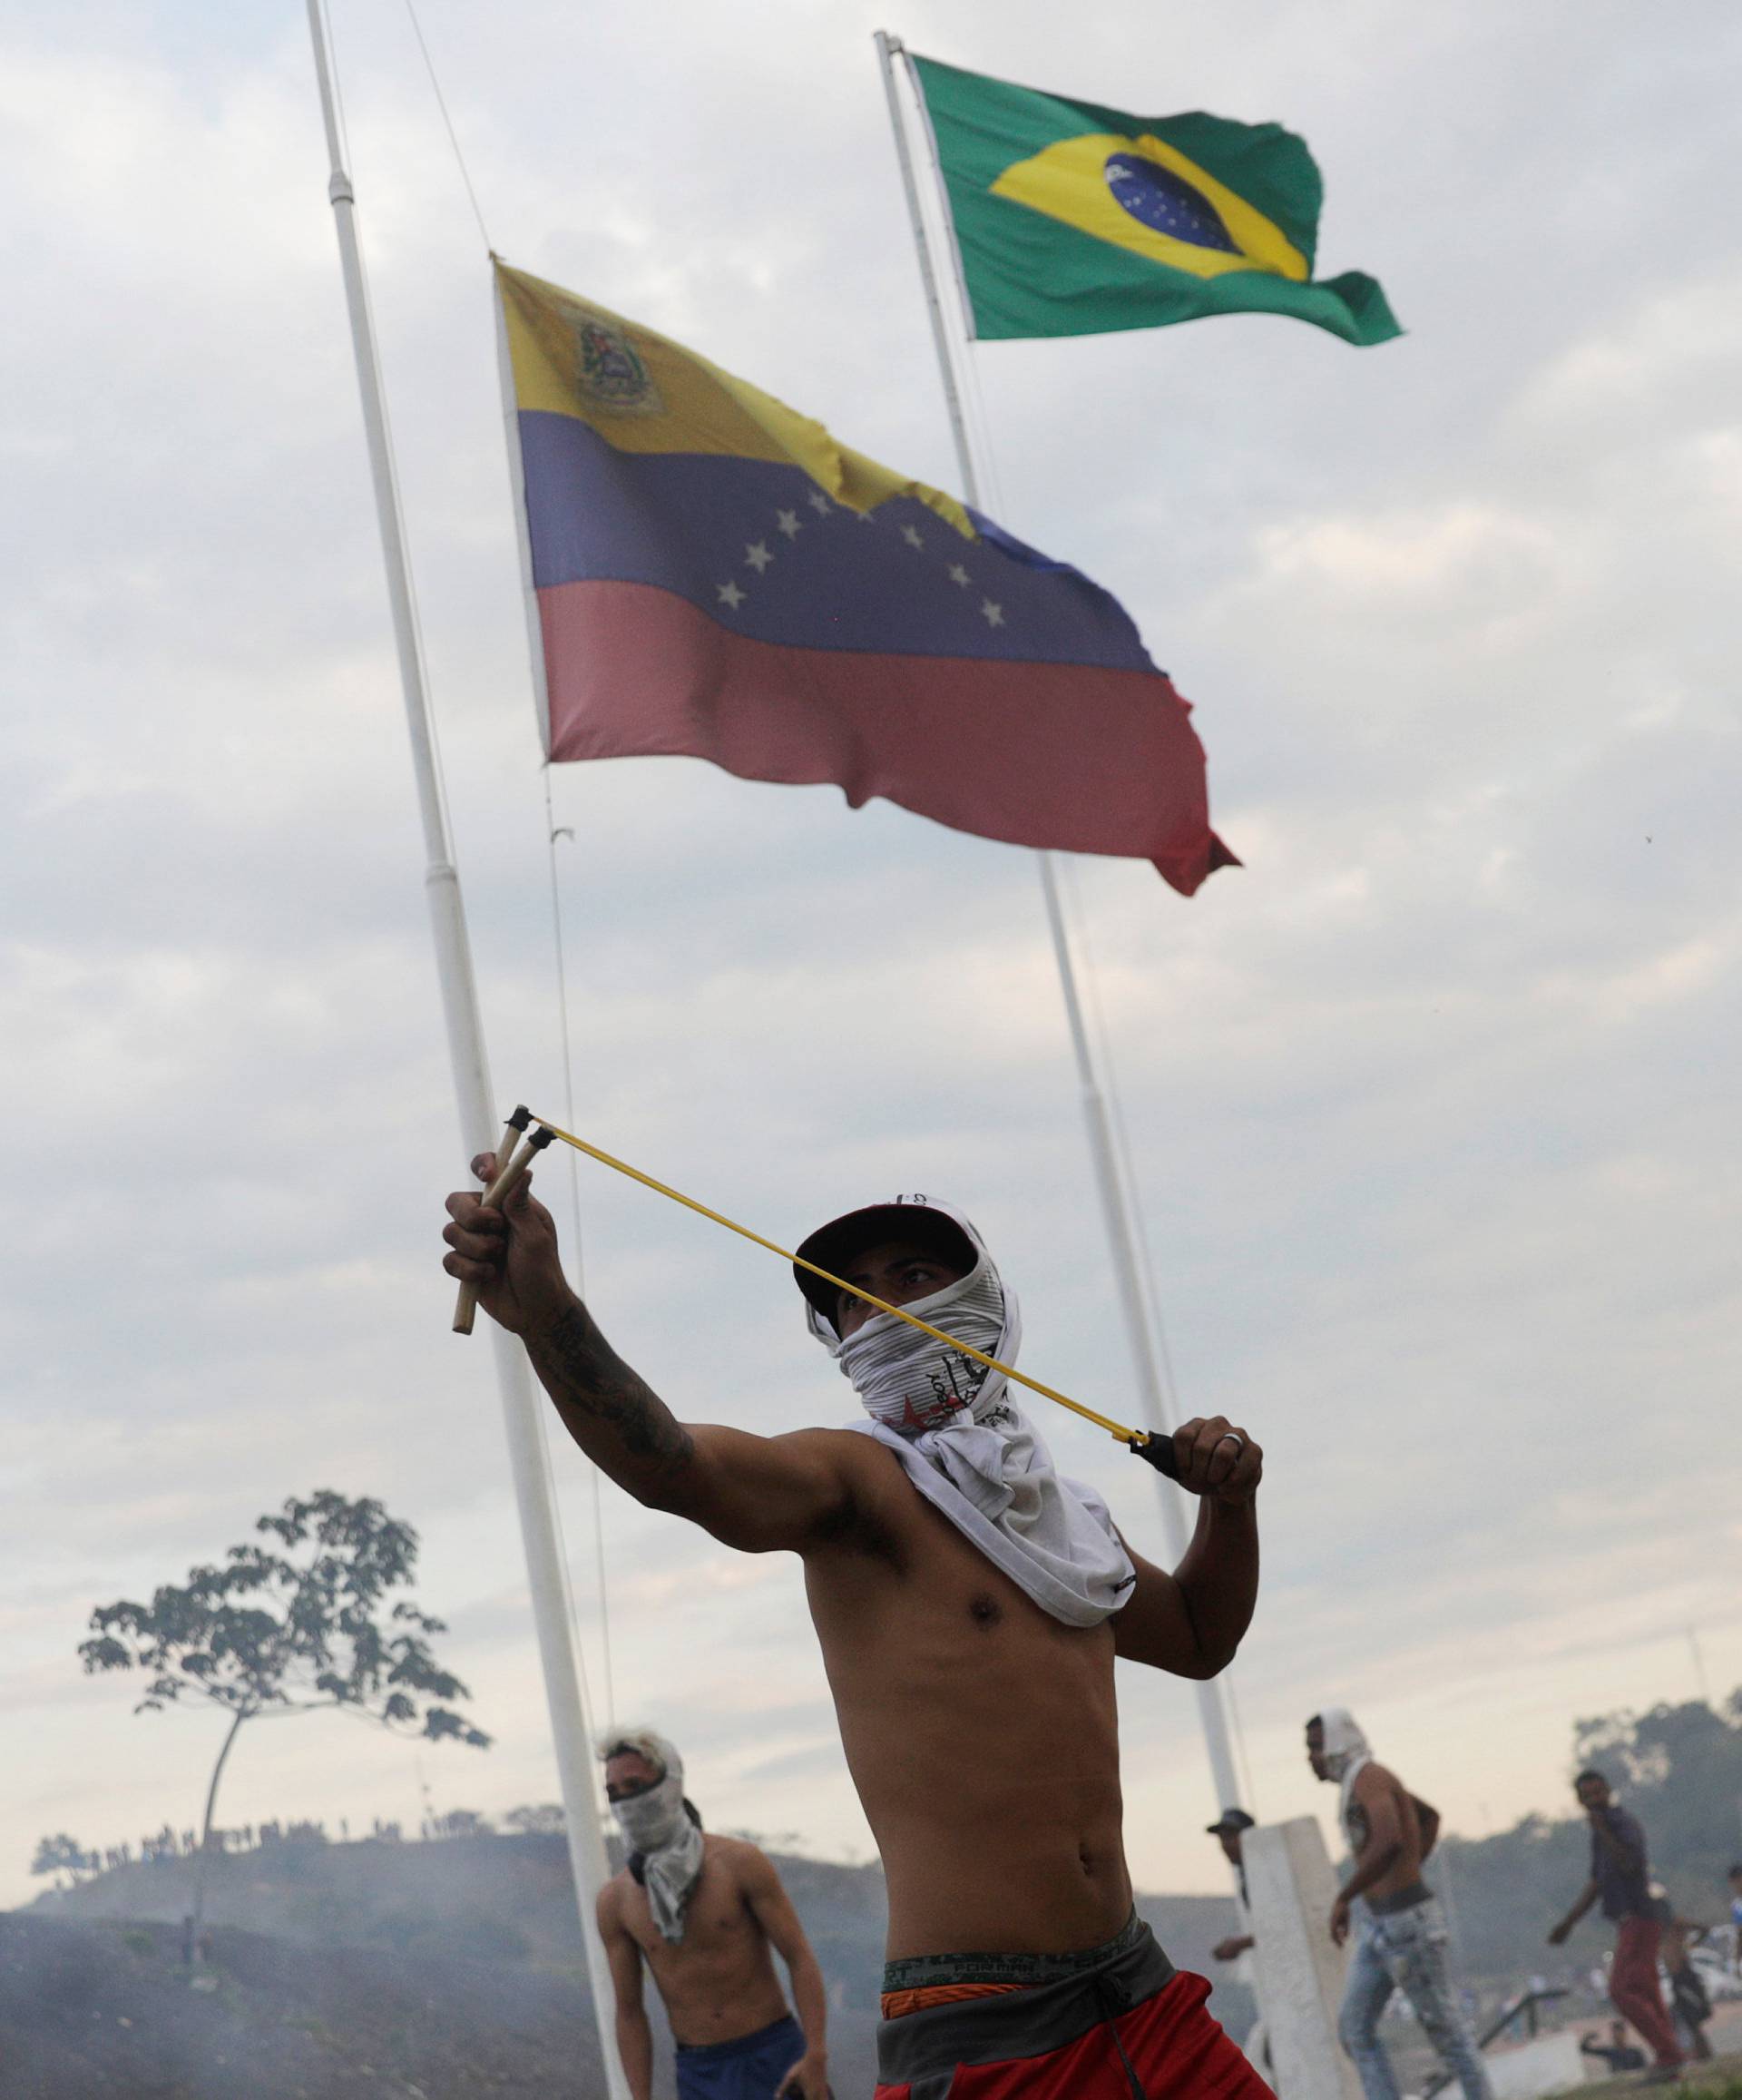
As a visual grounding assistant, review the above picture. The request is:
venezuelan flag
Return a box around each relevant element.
[496,261,1233,893]
[909,54,1400,347]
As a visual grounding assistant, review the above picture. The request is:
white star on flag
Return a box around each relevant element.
[980,600,1003,627]
[901,524,925,549]
[717,580,747,610]
[775,510,801,538]
[744,542,773,573]
[947,564,971,587]
[807,490,832,515]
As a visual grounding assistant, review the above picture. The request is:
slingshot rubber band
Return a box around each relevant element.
[518,1113,1175,1476]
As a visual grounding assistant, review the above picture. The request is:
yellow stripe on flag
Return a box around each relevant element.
[990,132,1309,283]
[496,261,974,536]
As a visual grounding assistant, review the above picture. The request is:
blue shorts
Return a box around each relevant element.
[676,2012,806,2100]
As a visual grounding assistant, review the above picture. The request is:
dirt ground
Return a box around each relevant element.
[11,1897,1732,2097]
[1576,2052,1742,2096]
[0,1911,612,2100]
[1571,2001,1742,2095]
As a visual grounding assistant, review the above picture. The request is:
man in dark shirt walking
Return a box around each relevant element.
[1548,1770,1681,2082]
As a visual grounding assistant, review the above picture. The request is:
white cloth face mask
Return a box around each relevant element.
[612,1772,686,1855]
[830,1256,1015,1433]
[606,1732,705,1944]
[805,1200,1136,1628]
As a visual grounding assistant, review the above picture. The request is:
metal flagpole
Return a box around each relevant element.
[875,29,1245,1820]
[302,12,628,2093]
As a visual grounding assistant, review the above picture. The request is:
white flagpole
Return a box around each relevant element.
[302,12,628,2093]
[875,29,1246,1823]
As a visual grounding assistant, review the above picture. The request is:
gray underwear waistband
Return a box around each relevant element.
[876,1921,1174,2088]
[1367,1880,1433,1917]
[882,1909,1148,1995]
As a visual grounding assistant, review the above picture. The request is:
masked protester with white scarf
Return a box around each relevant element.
[597,1732,833,2100]
[444,1154,1267,2100]
[1306,1709,1493,2100]
[604,1728,706,1943]
[797,1196,1135,1626]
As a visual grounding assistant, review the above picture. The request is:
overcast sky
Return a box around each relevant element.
[4,0,1740,1921]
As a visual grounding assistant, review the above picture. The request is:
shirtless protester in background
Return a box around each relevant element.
[1306,1709,1492,2100]
[445,1174,1269,2097]
[596,1729,828,2100]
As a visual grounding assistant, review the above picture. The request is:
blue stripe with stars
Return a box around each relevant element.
[518,411,1156,672]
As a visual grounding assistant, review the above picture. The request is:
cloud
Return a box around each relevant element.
[3,0,1739,1916]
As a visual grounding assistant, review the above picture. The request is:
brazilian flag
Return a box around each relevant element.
[909,54,1401,348]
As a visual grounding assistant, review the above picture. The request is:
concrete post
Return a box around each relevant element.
[1244,1817,1362,2100]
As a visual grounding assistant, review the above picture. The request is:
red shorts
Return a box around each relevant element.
[873,1932,1268,2099]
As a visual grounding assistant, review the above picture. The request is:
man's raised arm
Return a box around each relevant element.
[443,1158,858,1553]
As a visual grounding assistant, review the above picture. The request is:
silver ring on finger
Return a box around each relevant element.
[1217,1432,1246,1453]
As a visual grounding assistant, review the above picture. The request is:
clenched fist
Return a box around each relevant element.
[1169,1416,1262,1508]
[442,1153,574,1338]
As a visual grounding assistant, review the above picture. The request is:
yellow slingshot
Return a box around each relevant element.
[460,1109,1179,1481]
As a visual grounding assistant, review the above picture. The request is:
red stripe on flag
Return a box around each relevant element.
[538,581,1235,894]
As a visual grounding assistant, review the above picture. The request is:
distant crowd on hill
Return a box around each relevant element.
[29,1802,571,1889]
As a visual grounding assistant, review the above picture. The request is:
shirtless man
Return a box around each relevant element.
[445,1178,1269,2096]
[596,1729,828,2100]
[1306,1710,1492,2100]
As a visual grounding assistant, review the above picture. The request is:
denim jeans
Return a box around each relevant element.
[1338,1896,1492,2100]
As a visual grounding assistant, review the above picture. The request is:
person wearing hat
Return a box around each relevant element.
[1206,1808,1267,2075]
[1207,1809,1258,1966]
[444,1173,1268,2097]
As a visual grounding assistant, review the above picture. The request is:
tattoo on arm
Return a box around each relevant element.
[534,1301,696,1480]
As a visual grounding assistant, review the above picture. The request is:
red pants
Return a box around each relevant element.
[1610,1916,1680,2068]
[875,1970,1269,2099]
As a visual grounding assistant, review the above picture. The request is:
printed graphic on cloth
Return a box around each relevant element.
[908,52,1401,347]
[495,259,1235,894]
[807,1198,1136,1626]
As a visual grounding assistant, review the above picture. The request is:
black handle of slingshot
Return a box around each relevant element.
[1130,1434,1180,1482]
